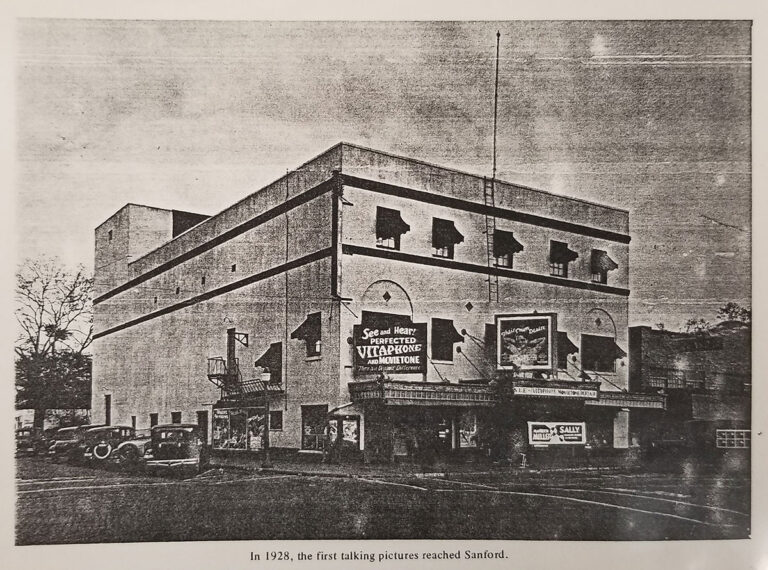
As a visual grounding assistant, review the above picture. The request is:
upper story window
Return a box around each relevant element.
[431,318,464,362]
[494,229,524,268]
[549,241,578,278]
[591,249,618,284]
[291,312,322,358]
[581,334,626,373]
[432,218,464,259]
[376,207,410,250]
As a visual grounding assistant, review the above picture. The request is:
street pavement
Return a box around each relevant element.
[16,456,750,544]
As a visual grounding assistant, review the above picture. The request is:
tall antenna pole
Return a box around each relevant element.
[492,30,501,181]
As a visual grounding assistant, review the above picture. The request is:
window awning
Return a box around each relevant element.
[584,335,627,359]
[361,311,412,329]
[493,230,524,257]
[291,312,321,342]
[591,249,618,273]
[254,342,282,376]
[550,241,579,264]
[433,318,464,344]
[376,207,410,240]
[557,331,579,355]
[433,218,465,248]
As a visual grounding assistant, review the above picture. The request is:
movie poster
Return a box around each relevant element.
[496,314,556,371]
[528,422,587,446]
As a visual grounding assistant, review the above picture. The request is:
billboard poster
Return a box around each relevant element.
[496,313,556,370]
[353,322,427,375]
[528,422,586,446]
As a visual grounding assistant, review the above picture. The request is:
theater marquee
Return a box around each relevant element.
[496,313,556,371]
[353,322,427,375]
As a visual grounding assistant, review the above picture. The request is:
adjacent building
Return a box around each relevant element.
[93,143,664,464]
[629,322,751,457]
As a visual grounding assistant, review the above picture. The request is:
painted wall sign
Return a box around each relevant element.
[513,386,598,399]
[528,422,586,446]
[496,313,556,371]
[353,322,427,374]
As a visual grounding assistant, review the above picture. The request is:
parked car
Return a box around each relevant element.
[117,424,208,475]
[114,429,153,470]
[47,424,106,463]
[15,427,46,456]
[78,425,136,466]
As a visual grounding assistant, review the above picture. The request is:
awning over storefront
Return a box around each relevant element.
[329,402,365,417]
[433,218,465,248]
[348,379,496,407]
[493,229,524,257]
[691,393,749,421]
[506,379,601,400]
[376,207,410,240]
[550,240,579,263]
[591,249,619,273]
[218,378,285,404]
[585,391,666,410]
[557,331,579,356]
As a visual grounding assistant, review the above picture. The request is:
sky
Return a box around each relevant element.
[15,19,751,330]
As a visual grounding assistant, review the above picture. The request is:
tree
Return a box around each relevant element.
[15,257,94,428]
[716,302,751,324]
[682,318,711,335]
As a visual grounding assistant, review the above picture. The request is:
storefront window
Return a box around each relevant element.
[330,417,360,449]
[302,405,328,450]
[212,409,230,450]
[229,409,247,449]
[247,409,265,450]
[458,412,478,448]
[213,408,269,450]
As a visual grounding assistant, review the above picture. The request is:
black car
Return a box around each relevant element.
[143,424,208,475]
[79,425,136,465]
[47,424,107,463]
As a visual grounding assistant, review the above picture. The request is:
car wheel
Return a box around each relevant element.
[93,442,113,461]
[119,446,143,472]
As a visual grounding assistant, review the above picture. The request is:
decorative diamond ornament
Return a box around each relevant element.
[382,291,391,302]
[465,302,474,312]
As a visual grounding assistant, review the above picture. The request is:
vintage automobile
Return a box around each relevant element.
[116,424,208,475]
[113,429,152,469]
[15,427,43,456]
[47,424,106,463]
[77,425,136,465]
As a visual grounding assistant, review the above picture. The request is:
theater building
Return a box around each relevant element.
[92,143,663,464]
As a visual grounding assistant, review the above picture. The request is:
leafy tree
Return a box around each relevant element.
[683,318,711,335]
[716,302,751,324]
[15,258,93,428]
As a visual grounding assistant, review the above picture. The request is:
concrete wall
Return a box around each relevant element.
[93,145,344,448]
[94,205,176,298]
[337,177,630,393]
[340,143,629,235]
